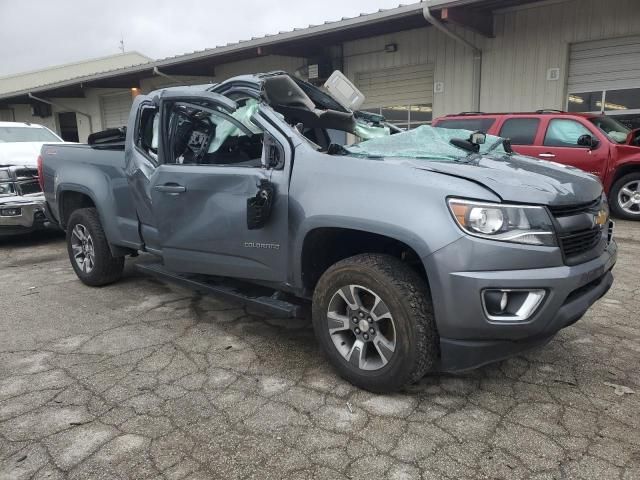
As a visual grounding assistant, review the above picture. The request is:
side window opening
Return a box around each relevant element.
[136,105,159,161]
[166,98,264,167]
[435,118,497,132]
[303,127,331,150]
[544,119,593,148]
[498,118,540,145]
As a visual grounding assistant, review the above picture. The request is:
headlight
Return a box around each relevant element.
[0,182,14,196]
[0,170,10,181]
[448,198,557,247]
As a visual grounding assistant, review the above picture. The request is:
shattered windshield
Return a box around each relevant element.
[343,125,507,161]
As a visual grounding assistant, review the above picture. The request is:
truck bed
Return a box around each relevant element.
[40,141,142,251]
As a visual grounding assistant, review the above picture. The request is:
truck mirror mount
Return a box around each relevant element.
[450,131,486,154]
[470,131,486,146]
[247,179,275,230]
[578,134,599,150]
[263,133,284,170]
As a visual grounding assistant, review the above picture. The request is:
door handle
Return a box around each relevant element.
[154,184,186,194]
[538,153,556,159]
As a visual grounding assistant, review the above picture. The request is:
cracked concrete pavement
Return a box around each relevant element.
[0,224,639,480]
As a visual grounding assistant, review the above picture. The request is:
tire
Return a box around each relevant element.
[312,253,438,393]
[610,172,640,220]
[66,208,124,286]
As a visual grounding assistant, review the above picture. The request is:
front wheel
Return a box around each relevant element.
[66,208,124,286]
[312,254,438,393]
[610,173,640,220]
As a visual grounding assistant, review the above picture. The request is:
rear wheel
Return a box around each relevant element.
[66,208,124,286]
[312,254,438,392]
[610,172,640,220]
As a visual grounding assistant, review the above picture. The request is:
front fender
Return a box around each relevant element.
[290,215,450,289]
[287,146,501,291]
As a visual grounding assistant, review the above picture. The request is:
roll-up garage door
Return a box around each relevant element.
[568,36,640,92]
[0,109,14,121]
[356,63,434,109]
[101,92,133,129]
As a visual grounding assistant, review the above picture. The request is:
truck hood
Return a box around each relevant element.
[410,153,603,206]
[343,125,602,206]
[0,142,62,167]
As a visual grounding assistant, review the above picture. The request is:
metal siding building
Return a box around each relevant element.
[0,53,152,142]
[1,0,640,141]
[481,0,640,116]
[343,24,481,126]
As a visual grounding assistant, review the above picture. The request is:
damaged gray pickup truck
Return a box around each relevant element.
[40,72,617,392]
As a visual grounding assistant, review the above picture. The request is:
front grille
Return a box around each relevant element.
[550,196,607,263]
[18,180,42,196]
[549,198,601,217]
[559,229,603,258]
[14,168,38,179]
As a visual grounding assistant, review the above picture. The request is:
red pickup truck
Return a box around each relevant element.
[433,112,640,220]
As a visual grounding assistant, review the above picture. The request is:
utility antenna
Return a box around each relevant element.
[119,33,125,54]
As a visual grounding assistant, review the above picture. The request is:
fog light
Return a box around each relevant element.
[482,289,545,322]
[0,207,21,217]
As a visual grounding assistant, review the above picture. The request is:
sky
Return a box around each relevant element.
[0,0,414,77]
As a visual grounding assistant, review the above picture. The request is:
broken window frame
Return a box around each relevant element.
[163,100,265,167]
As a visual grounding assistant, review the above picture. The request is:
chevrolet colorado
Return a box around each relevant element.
[40,72,617,392]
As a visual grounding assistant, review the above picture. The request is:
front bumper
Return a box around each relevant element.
[425,238,617,372]
[0,196,47,236]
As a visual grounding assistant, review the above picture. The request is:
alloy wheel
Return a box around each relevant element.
[70,224,96,274]
[326,284,397,371]
[618,180,640,215]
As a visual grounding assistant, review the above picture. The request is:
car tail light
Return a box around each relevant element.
[37,155,44,190]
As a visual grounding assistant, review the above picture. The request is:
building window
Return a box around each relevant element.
[567,92,603,113]
[366,104,433,130]
[381,106,410,130]
[567,88,640,113]
[605,89,640,112]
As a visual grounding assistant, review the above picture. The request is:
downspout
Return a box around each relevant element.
[422,5,482,112]
[153,67,182,85]
[28,93,93,134]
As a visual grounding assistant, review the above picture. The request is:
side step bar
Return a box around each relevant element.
[135,262,304,319]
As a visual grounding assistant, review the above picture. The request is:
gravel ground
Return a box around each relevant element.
[0,223,639,480]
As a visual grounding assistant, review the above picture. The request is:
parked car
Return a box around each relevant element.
[0,122,64,236]
[432,111,640,220]
[40,73,616,392]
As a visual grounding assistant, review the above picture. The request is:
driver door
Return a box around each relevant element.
[532,118,609,178]
[149,93,291,283]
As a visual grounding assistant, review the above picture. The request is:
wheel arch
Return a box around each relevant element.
[58,188,97,229]
[295,221,432,294]
[58,187,135,257]
[609,161,640,192]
